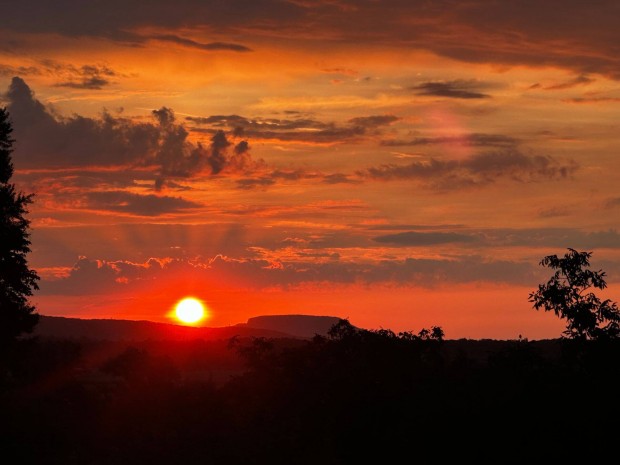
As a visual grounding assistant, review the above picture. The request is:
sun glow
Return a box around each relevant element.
[174,297,207,324]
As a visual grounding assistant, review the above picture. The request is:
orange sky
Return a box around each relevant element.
[1,1,619,339]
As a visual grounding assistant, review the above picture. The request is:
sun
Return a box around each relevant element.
[174,297,207,324]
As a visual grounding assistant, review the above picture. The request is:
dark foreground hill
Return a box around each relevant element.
[4,320,620,463]
[32,314,343,341]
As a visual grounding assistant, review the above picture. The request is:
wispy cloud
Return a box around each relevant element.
[150,34,252,52]
[381,133,517,148]
[543,74,594,90]
[84,191,201,216]
[1,60,120,89]
[359,149,578,189]
[187,113,400,144]
[374,231,477,246]
[3,1,620,78]
[412,80,491,99]
[53,63,118,89]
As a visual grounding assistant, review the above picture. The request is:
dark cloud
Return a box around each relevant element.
[371,227,620,250]
[322,173,359,184]
[152,106,176,127]
[543,74,594,90]
[347,115,400,128]
[187,114,331,131]
[14,169,153,196]
[53,63,117,89]
[413,2,620,79]
[0,61,120,89]
[412,80,491,99]
[187,113,398,144]
[0,1,304,43]
[39,246,620,297]
[321,67,358,76]
[235,168,323,189]
[486,228,620,249]
[231,126,365,143]
[234,140,250,155]
[38,253,540,296]
[381,133,518,148]
[0,64,41,76]
[150,34,251,52]
[31,223,255,267]
[3,2,620,79]
[563,97,620,104]
[374,231,476,246]
[236,177,276,189]
[271,169,320,181]
[55,76,110,89]
[373,227,620,249]
[367,224,466,231]
[360,149,578,189]
[604,197,620,209]
[85,191,201,216]
[537,206,572,218]
[5,78,256,179]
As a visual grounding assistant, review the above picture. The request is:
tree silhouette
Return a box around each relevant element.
[0,107,39,344]
[529,248,620,340]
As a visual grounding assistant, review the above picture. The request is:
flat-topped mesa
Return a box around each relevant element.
[245,315,345,338]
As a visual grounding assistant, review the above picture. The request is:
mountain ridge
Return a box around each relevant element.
[32,314,345,341]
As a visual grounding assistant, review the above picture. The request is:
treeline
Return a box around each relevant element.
[2,321,620,464]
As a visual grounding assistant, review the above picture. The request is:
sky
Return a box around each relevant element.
[1,0,619,339]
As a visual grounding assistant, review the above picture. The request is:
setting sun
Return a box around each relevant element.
[174,297,207,324]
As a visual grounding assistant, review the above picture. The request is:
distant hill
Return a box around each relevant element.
[32,314,346,342]
[243,314,344,338]
[32,315,297,342]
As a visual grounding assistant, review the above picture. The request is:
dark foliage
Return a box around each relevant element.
[0,107,39,345]
[2,321,620,464]
[529,248,620,340]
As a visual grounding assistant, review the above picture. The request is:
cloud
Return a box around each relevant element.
[537,206,572,218]
[32,221,620,297]
[231,167,366,189]
[3,2,620,79]
[374,231,476,246]
[486,228,620,249]
[187,113,399,144]
[55,76,110,90]
[234,168,322,189]
[371,227,620,249]
[0,63,41,76]
[412,80,491,99]
[321,67,358,76]
[360,149,578,189]
[5,78,256,179]
[187,114,332,131]
[84,191,201,216]
[0,1,303,43]
[348,115,400,128]
[53,63,117,89]
[150,34,252,52]
[38,253,539,296]
[604,197,620,209]
[381,133,518,148]
[322,173,359,184]
[543,74,594,90]
[236,177,276,189]
[563,97,620,104]
[38,245,620,298]
[1,61,121,89]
